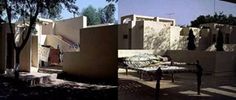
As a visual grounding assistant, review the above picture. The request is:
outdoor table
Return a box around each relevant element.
[136,65,195,82]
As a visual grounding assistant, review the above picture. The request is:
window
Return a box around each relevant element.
[123,34,128,39]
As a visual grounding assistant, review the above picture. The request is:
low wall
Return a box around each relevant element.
[62,25,118,80]
[166,50,236,75]
[215,52,236,75]
[118,50,154,58]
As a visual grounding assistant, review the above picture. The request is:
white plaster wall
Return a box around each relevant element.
[55,16,87,44]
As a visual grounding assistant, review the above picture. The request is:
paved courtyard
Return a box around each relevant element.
[0,70,117,100]
[118,69,236,100]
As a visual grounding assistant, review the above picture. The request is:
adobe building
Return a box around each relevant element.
[1,14,236,78]
[118,14,236,54]
[118,14,204,54]
[118,14,236,75]
[0,16,118,81]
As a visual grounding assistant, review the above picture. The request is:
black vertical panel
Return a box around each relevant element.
[7,33,14,69]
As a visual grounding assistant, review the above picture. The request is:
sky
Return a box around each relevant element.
[118,0,236,25]
[61,0,118,20]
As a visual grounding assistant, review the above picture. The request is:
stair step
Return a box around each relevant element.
[19,72,52,86]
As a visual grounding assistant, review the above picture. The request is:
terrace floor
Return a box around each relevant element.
[0,68,117,100]
[118,69,236,100]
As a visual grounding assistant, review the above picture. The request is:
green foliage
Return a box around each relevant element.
[81,5,101,25]
[191,12,236,27]
[82,4,116,25]
[101,3,115,23]
[0,1,4,22]
[215,29,224,51]
[187,29,196,50]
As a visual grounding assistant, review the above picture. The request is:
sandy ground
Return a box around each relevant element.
[118,69,236,100]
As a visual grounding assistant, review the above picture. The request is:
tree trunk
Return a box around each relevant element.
[14,49,21,79]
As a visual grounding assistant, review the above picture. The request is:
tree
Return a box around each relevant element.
[82,3,116,25]
[191,12,236,27]
[3,0,78,79]
[187,29,196,50]
[0,1,4,22]
[100,3,116,23]
[106,0,118,2]
[81,5,101,25]
[215,29,224,51]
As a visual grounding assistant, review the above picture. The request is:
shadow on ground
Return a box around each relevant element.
[118,72,236,100]
[0,75,117,100]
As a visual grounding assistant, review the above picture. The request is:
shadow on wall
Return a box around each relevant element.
[61,25,118,83]
[144,26,171,55]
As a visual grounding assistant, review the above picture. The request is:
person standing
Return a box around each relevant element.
[196,60,203,95]
[156,67,163,100]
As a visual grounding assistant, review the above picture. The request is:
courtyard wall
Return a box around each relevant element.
[62,25,118,80]
[165,50,236,75]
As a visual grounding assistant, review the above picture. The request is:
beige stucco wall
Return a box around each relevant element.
[119,16,213,53]
[31,36,38,67]
[62,25,118,79]
[19,36,32,72]
[42,22,54,35]
[215,52,236,74]
[45,35,78,52]
[143,21,170,54]
[166,50,236,75]
[55,16,87,44]
[118,24,129,49]
[170,26,182,50]
[131,21,144,49]
[166,50,216,74]
[230,26,236,44]
[200,23,236,45]
[198,29,212,50]
[118,20,207,54]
